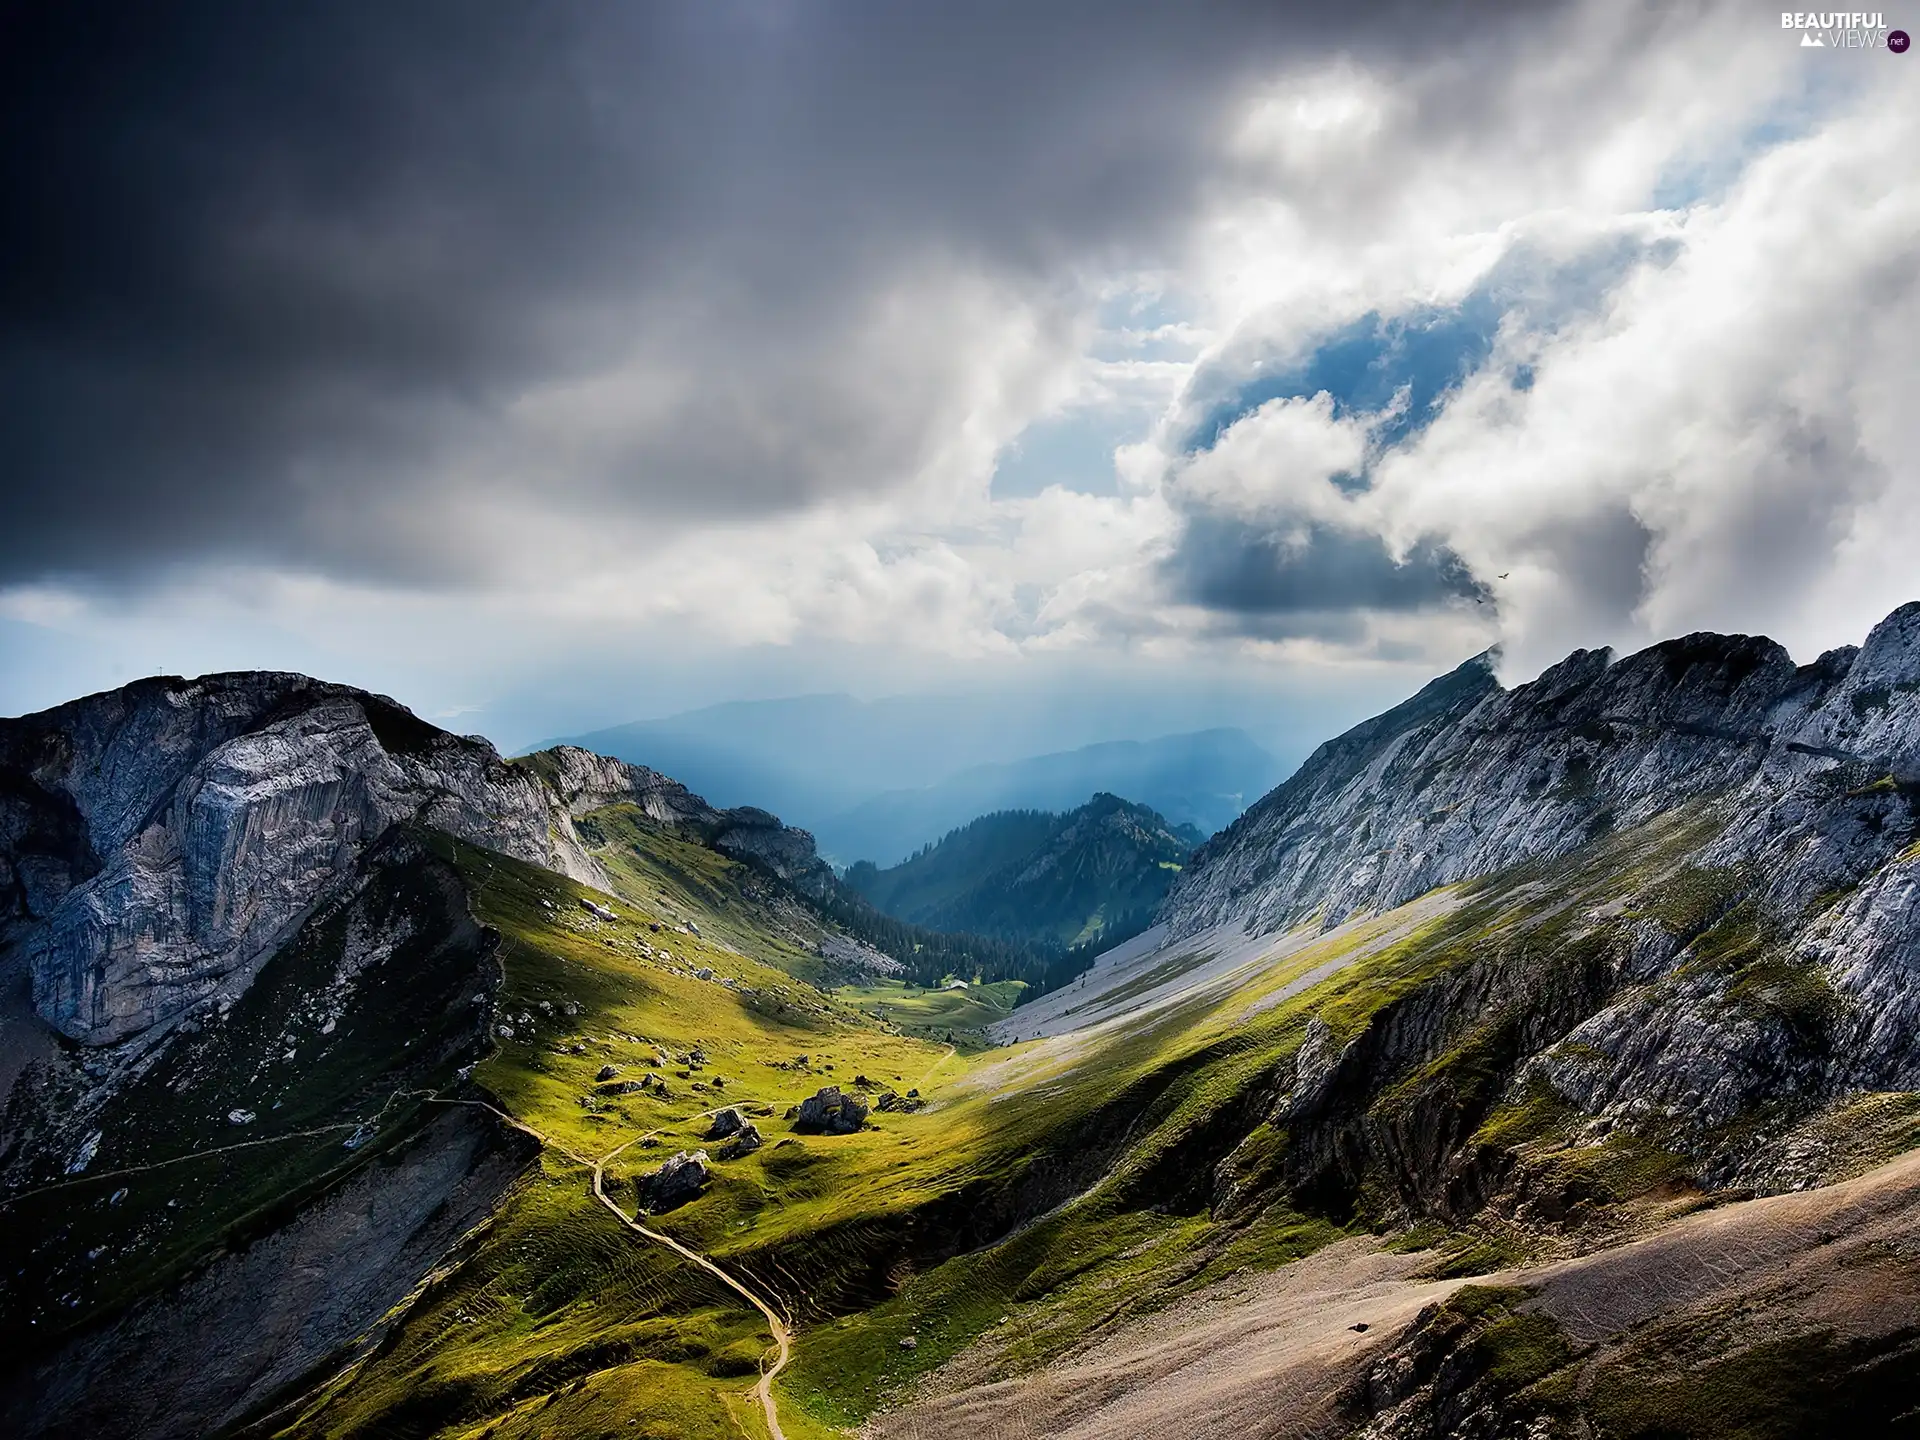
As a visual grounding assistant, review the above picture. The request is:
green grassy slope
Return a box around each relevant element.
[277,804,1677,1435]
[831,978,1028,1046]
[52,779,1904,1440]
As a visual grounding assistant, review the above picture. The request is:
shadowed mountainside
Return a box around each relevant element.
[846,793,1204,950]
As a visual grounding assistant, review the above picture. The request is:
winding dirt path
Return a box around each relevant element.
[593,1134,793,1440]
[437,1096,794,1440]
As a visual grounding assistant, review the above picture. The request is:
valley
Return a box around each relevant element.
[4,604,1920,1438]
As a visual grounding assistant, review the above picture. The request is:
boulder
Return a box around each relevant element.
[595,1063,620,1082]
[634,1150,710,1212]
[792,1085,868,1136]
[717,1122,763,1160]
[706,1108,745,1140]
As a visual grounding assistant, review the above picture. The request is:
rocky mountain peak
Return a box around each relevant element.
[1164,608,1919,942]
[1,676,829,1048]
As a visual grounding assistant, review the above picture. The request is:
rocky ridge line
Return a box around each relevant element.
[0,674,833,1047]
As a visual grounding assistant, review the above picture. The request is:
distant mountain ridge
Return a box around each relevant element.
[822,728,1278,865]
[845,792,1204,951]
[545,701,1282,868]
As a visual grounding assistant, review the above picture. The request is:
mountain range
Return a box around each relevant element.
[821,729,1275,866]
[549,698,1283,865]
[5,603,1920,1438]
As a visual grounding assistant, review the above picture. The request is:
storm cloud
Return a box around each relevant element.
[0,0,1559,587]
[2,0,1915,740]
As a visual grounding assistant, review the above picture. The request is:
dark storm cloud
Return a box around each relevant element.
[1168,513,1488,627]
[0,0,1567,587]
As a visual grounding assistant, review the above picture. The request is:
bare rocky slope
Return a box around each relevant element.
[1166,605,1920,941]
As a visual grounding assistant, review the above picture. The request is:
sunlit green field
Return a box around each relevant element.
[832,977,1027,1039]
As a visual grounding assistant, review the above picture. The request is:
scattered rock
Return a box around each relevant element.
[595,1064,620,1082]
[227,1109,256,1126]
[898,1335,918,1350]
[717,1123,763,1160]
[707,1108,746,1140]
[792,1085,868,1135]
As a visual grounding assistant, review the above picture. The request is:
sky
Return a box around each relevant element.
[2,1,1916,763]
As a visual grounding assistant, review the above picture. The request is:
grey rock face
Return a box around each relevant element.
[717,1122,763,1159]
[635,1150,710,1212]
[0,674,836,1047]
[1164,606,1920,943]
[706,1107,745,1140]
[1163,602,1920,1191]
[792,1085,868,1135]
[2,678,590,1045]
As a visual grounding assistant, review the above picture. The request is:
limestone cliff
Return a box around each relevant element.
[0,676,830,1047]
[1162,601,1920,1194]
